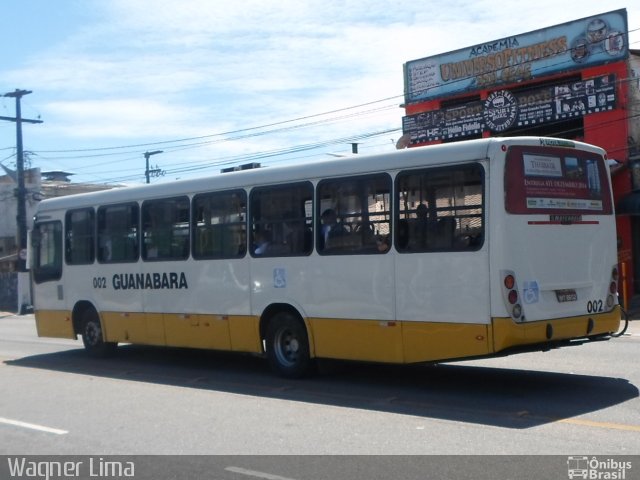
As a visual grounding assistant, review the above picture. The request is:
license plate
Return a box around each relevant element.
[556,289,577,302]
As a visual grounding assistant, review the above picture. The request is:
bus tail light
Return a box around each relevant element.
[501,270,523,322]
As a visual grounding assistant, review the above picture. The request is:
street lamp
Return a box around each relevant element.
[144,150,163,184]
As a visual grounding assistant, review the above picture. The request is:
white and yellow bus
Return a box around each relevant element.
[31,137,621,377]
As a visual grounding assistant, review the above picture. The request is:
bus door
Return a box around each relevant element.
[32,218,72,338]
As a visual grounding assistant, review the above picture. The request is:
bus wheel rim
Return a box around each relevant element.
[86,322,100,345]
[275,329,299,366]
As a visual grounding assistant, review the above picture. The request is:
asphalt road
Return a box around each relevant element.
[0,313,639,478]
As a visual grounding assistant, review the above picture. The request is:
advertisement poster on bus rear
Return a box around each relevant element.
[505,146,612,215]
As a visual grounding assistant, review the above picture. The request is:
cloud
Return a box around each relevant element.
[41,98,216,139]
[1,0,638,183]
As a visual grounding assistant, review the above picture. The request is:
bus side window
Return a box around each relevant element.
[65,208,95,265]
[317,173,391,255]
[395,164,484,253]
[142,196,190,261]
[249,182,313,257]
[97,203,140,263]
[192,189,247,260]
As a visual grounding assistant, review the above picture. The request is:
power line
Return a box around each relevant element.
[32,103,399,155]
[29,25,640,159]
[11,37,640,165]
[70,69,640,183]
[89,103,640,185]
[84,127,402,184]
[5,25,639,184]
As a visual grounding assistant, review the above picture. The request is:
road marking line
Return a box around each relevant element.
[225,466,298,480]
[559,417,640,432]
[0,416,68,435]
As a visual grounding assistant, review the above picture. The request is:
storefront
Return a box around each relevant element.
[401,9,640,305]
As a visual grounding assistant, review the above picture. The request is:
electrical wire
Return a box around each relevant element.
[3,25,639,184]
[74,69,640,184]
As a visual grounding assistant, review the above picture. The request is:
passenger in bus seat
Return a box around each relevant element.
[319,208,347,250]
[376,235,390,252]
[253,230,271,255]
[284,212,310,254]
[99,236,112,261]
[411,203,430,249]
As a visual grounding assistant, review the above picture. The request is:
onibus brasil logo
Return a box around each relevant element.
[567,456,632,479]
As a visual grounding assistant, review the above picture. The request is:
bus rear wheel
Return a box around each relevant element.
[266,312,313,378]
[81,308,117,357]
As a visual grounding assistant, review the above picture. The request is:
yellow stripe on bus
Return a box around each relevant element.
[308,318,491,363]
[34,310,75,339]
[34,306,621,365]
[492,306,621,353]
[101,311,262,354]
[402,321,490,363]
[309,318,404,363]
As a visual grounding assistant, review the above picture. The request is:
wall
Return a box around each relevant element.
[0,272,17,312]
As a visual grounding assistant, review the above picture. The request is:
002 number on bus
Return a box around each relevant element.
[587,299,604,313]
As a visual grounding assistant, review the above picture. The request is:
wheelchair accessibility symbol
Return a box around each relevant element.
[522,281,539,304]
[273,268,287,288]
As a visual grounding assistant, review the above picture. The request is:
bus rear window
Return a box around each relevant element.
[505,146,612,215]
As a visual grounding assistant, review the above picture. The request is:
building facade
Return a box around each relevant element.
[401,9,640,305]
[0,167,114,312]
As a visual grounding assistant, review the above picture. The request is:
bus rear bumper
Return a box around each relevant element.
[491,306,621,353]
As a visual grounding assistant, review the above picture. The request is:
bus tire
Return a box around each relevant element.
[81,308,117,357]
[265,312,313,378]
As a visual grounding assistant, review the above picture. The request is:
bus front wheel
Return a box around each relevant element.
[81,309,117,357]
[265,312,313,378]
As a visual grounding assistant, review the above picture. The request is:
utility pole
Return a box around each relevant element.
[144,150,163,184]
[1,89,43,272]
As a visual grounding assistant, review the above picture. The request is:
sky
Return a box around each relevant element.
[0,0,639,185]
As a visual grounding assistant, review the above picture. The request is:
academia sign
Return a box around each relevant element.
[404,9,627,103]
[402,74,616,144]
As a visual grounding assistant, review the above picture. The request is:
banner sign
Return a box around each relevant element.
[404,9,627,104]
[402,74,615,145]
[505,146,612,215]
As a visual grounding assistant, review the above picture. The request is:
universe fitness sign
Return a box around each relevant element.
[402,73,616,144]
[404,9,627,104]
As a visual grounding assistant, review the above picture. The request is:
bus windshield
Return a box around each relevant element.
[504,145,613,215]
